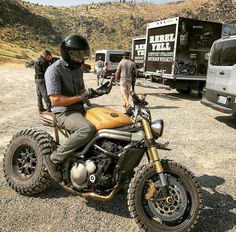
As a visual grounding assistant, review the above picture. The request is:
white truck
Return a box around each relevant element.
[95,50,129,78]
[201,35,236,116]
[144,17,236,94]
[131,36,146,71]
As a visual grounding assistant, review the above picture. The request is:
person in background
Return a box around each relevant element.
[115,51,137,111]
[45,34,96,166]
[95,56,104,86]
[34,50,53,113]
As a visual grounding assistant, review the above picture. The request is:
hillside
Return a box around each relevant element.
[0,0,236,63]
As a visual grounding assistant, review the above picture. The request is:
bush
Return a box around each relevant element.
[21,50,29,59]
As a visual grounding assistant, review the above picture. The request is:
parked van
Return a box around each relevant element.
[95,50,130,77]
[201,35,236,115]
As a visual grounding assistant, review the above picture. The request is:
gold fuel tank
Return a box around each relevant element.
[85,107,133,131]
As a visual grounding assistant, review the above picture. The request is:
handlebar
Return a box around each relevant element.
[131,92,148,107]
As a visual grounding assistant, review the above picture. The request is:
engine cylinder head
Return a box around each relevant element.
[85,160,96,174]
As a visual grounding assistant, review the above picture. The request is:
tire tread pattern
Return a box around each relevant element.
[3,128,56,196]
[127,160,202,232]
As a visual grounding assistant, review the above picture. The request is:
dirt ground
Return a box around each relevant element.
[0,64,235,232]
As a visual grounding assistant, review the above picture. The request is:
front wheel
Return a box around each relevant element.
[3,128,56,196]
[187,65,197,75]
[128,160,202,232]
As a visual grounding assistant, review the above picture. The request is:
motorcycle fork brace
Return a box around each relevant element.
[142,119,172,203]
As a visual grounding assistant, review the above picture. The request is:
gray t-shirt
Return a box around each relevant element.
[45,58,85,113]
[95,60,104,70]
[117,58,136,82]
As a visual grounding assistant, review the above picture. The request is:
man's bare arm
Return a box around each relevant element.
[49,95,84,107]
[115,70,120,81]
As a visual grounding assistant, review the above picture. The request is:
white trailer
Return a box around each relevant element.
[144,17,236,94]
[131,36,146,71]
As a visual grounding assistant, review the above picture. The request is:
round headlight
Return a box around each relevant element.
[151,119,164,138]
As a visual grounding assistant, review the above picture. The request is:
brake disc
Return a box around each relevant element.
[147,176,188,222]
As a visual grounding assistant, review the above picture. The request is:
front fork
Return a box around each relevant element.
[142,119,172,203]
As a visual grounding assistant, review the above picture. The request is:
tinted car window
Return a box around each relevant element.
[95,53,105,62]
[221,40,236,66]
[210,41,223,66]
[109,54,124,63]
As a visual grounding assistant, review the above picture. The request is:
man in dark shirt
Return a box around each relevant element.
[45,35,96,165]
[35,50,52,113]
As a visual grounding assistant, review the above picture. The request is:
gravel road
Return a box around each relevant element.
[0,65,235,232]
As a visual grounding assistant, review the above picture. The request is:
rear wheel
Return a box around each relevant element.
[3,128,56,195]
[174,66,178,75]
[128,160,202,232]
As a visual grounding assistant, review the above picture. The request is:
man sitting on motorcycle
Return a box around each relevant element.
[45,35,97,165]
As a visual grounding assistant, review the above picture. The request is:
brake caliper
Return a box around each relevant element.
[145,180,156,200]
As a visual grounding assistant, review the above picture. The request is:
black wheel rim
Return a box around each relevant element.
[12,145,37,178]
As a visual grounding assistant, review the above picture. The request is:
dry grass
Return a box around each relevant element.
[1,0,235,63]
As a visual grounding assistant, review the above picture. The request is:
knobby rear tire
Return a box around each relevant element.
[3,128,56,196]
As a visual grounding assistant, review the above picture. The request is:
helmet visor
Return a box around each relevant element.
[69,50,90,61]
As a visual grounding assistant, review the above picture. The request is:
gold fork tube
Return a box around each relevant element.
[142,119,163,173]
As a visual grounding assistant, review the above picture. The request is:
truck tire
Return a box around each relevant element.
[3,128,56,196]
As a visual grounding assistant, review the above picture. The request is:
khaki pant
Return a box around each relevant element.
[120,81,131,94]
[51,111,96,163]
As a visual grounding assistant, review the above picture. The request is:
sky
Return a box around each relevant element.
[22,0,179,7]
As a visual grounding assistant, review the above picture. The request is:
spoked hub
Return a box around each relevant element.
[146,176,188,222]
[12,145,37,178]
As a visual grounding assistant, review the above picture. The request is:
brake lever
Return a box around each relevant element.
[156,142,171,150]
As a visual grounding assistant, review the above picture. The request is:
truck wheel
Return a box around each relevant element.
[3,128,56,196]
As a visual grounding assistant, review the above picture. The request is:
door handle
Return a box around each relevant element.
[219,71,225,75]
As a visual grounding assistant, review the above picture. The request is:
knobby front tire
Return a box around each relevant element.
[127,160,202,232]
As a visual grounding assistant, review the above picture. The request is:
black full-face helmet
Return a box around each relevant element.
[60,34,90,69]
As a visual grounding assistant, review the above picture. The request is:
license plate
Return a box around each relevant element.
[218,96,227,104]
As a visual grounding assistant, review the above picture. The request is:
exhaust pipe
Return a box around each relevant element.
[60,182,123,202]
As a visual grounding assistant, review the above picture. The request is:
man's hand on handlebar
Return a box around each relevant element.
[81,88,99,100]
[81,79,113,100]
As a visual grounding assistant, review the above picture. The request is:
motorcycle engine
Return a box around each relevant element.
[70,140,120,191]
[70,159,96,190]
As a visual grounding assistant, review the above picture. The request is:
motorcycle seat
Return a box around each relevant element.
[39,111,56,127]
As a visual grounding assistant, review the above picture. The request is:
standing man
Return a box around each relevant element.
[95,56,104,86]
[35,50,53,113]
[45,34,96,165]
[115,52,137,110]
